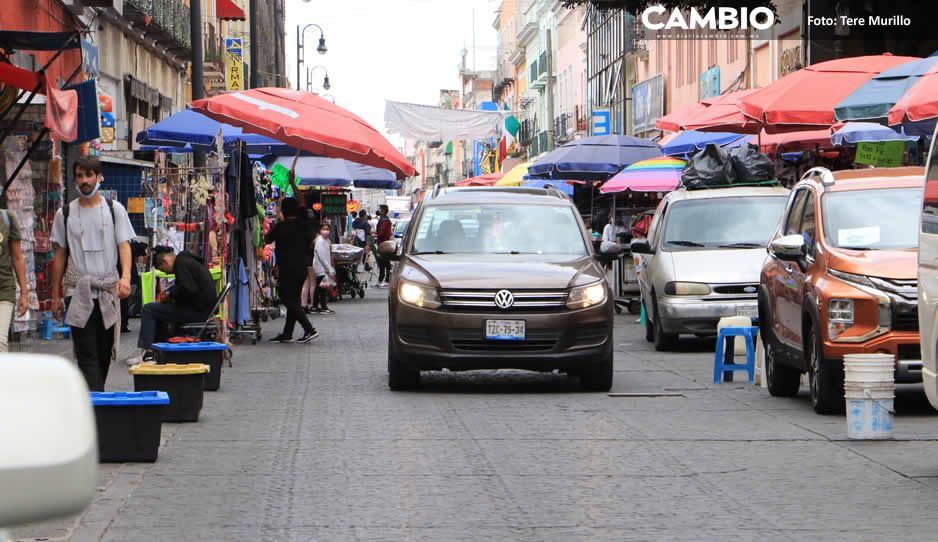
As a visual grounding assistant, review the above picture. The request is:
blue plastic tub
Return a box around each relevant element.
[152,342,228,391]
[90,391,170,463]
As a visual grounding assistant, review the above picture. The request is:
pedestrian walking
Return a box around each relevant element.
[0,206,30,352]
[375,204,393,288]
[50,156,136,391]
[265,196,318,344]
[352,209,372,272]
[312,222,336,316]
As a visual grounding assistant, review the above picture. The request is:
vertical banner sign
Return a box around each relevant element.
[225,38,244,91]
[631,74,664,134]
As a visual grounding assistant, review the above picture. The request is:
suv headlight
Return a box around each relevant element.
[664,282,711,296]
[399,281,441,309]
[828,298,854,340]
[567,281,607,309]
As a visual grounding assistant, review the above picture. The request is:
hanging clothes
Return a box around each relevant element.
[237,258,250,325]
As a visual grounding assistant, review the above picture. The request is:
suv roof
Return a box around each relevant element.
[797,166,924,192]
[664,185,790,203]
[425,186,571,206]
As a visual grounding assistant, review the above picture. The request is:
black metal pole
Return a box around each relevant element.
[296,25,302,90]
[250,0,259,88]
[273,0,283,87]
[190,0,205,167]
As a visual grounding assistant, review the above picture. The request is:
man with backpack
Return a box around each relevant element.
[51,157,136,391]
[374,204,393,288]
[0,207,30,352]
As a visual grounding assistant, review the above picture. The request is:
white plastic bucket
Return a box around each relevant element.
[844,384,895,439]
[843,353,896,440]
[843,353,895,384]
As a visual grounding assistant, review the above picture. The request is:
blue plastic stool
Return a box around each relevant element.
[40,318,71,340]
[713,326,759,384]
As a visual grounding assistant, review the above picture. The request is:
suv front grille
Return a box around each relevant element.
[898,343,921,360]
[439,289,568,311]
[892,303,919,332]
[870,277,918,302]
[712,284,759,295]
[448,329,560,352]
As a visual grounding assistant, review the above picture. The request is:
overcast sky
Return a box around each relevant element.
[285,0,501,142]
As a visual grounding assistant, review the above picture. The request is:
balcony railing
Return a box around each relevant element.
[203,23,225,73]
[124,0,190,54]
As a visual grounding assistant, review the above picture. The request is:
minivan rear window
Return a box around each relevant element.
[411,204,587,255]
[661,196,788,249]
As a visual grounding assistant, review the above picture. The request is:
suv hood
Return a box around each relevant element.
[406,254,601,289]
[665,248,768,284]
[827,247,917,280]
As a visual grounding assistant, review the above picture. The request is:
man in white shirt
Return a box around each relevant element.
[51,157,136,391]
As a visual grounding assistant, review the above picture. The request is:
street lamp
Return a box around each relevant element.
[296,23,327,90]
[306,65,331,92]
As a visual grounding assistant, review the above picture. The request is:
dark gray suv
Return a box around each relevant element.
[380,186,615,391]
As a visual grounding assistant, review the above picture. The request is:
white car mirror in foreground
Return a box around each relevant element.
[0,354,97,528]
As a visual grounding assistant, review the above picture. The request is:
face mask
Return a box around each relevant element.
[321,231,330,238]
[78,179,101,199]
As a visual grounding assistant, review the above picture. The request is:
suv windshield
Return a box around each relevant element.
[822,187,920,250]
[411,203,587,255]
[661,195,787,249]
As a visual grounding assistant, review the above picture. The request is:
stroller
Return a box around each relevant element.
[332,243,366,299]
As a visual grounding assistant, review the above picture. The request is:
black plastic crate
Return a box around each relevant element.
[130,364,208,422]
[91,391,169,462]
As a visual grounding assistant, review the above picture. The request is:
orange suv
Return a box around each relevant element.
[759,166,923,414]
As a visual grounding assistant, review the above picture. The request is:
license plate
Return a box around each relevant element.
[736,306,759,320]
[485,320,526,341]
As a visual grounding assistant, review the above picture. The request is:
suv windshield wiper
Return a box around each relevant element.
[665,240,705,247]
[718,242,763,249]
[412,250,449,255]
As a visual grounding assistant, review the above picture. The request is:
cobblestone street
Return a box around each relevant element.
[13,291,938,541]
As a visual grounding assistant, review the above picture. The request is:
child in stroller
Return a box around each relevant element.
[332,244,366,299]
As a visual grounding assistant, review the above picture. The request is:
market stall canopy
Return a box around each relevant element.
[656,102,703,132]
[384,100,506,141]
[758,127,834,155]
[681,89,761,133]
[192,88,415,179]
[494,161,532,186]
[0,31,79,92]
[455,172,504,187]
[265,156,400,189]
[834,56,938,123]
[600,157,686,194]
[661,131,751,157]
[522,179,574,196]
[138,109,288,150]
[739,54,919,133]
[216,0,247,21]
[528,135,662,181]
[831,122,918,146]
[888,62,938,136]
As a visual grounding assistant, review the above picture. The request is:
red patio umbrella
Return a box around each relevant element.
[655,102,703,132]
[682,89,762,133]
[455,172,504,187]
[888,65,938,131]
[738,54,919,133]
[758,127,836,156]
[191,88,415,179]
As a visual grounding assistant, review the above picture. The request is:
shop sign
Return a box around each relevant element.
[225,38,244,91]
[127,197,145,214]
[779,45,802,77]
[320,193,348,216]
[80,40,99,78]
[631,74,664,134]
[855,141,904,167]
[699,66,720,100]
[592,109,611,136]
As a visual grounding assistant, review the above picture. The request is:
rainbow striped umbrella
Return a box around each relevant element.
[599,157,686,194]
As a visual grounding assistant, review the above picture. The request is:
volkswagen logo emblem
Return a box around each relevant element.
[743,286,757,293]
[494,289,515,310]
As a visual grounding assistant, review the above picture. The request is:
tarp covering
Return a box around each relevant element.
[384,100,505,141]
[44,78,77,142]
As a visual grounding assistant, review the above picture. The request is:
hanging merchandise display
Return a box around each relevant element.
[3,140,39,333]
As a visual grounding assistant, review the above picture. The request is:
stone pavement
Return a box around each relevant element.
[10,291,938,541]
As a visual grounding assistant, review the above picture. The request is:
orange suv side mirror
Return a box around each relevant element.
[769,234,807,263]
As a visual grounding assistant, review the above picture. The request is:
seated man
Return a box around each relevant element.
[131,250,216,363]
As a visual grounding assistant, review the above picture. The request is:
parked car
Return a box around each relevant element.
[380,186,615,391]
[761,166,923,414]
[919,131,938,410]
[631,185,790,351]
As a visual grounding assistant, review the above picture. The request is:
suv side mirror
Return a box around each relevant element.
[769,234,806,262]
[378,240,400,261]
[630,240,654,255]
[0,354,97,526]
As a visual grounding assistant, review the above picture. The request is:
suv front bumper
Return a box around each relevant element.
[390,301,613,372]
[824,332,922,384]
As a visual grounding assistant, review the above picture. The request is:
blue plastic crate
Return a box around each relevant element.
[151,342,228,352]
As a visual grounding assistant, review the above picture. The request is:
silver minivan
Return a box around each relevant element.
[632,185,790,350]
[918,127,938,410]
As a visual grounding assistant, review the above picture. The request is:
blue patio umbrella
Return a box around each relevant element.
[264,156,400,189]
[527,135,662,180]
[661,130,751,157]
[137,109,290,150]
[834,56,938,123]
[831,122,918,146]
[521,178,574,196]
